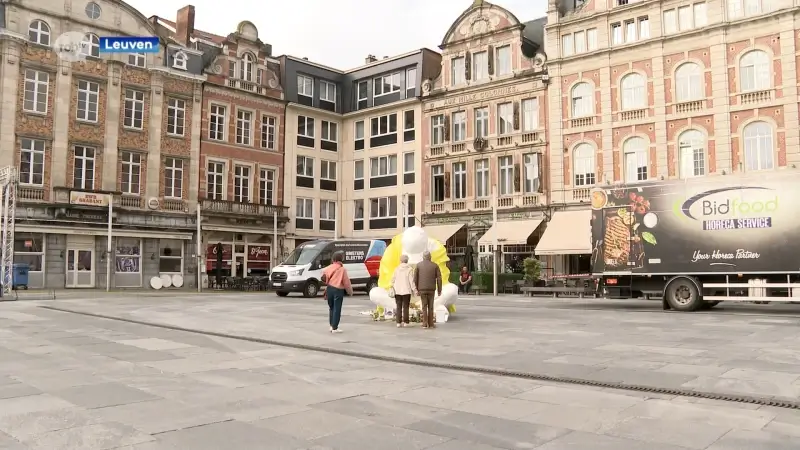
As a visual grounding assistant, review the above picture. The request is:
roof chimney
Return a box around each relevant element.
[365,54,377,64]
[175,5,195,46]
[302,57,308,60]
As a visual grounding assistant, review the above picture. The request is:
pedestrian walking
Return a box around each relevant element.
[321,251,353,333]
[413,251,442,329]
[390,255,416,328]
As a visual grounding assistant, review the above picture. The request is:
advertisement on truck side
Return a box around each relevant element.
[590,173,797,274]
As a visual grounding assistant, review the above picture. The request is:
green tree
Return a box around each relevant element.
[523,257,542,284]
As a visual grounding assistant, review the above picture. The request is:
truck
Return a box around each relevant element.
[270,239,386,297]
[590,171,799,311]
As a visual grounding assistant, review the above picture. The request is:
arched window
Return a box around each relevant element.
[173,51,188,70]
[678,130,706,178]
[739,50,770,92]
[240,53,255,81]
[28,20,51,46]
[621,73,646,110]
[82,33,100,58]
[623,137,648,182]
[573,143,596,186]
[743,121,774,171]
[571,82,593,118]
[675,63,702,102]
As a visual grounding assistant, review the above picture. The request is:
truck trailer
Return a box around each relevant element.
[590,171,800,311]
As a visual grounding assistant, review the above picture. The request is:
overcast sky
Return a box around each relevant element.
[131,0,548,69]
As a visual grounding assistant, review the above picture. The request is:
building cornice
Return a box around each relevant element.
[205,85,285,108]
[343,98,419,119]
[425,71,546,102]
[150,67,206,83]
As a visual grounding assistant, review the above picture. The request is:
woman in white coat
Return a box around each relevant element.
[391,255,416,327]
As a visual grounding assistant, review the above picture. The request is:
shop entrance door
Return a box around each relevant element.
[66,249,95,288]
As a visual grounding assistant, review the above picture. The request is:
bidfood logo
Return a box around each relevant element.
[676,186,777,231]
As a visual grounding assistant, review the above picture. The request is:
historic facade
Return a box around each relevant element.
[280,51,440,250]
[542,0,800,275]
[420,1,549,271]
[152,8,289,279]
[2,0,204,289]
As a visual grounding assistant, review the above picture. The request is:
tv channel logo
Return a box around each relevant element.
[54,31,90,62]
[99,36,160,54]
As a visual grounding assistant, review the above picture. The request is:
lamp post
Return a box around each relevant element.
[492,185,498,297]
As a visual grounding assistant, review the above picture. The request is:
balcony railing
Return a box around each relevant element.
[426,194,543,214]
[619,108,646,122]
[426,131,546,160]
[675,100,704,114]
[226,78,267,95]
[18,186,45,202]
[553,187,592,204]
[570,117,594,128]
[162,198,186,212]
[201,198,289,218]
[119,195,141,208]
[740,89,773,105]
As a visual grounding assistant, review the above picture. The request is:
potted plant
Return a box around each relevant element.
[523,257,542,286]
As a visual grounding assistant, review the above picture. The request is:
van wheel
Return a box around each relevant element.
[365,279,378,293]
[303,281,319,298]
[665,277,702,312]
[276,291,289,297]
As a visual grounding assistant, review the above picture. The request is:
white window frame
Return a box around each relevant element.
[354,160,365,182]
[431,115,445,145]
[370,155,397,177]
[321,120,338,143]
[573,143,596,186]
[172,51,188,70]
[452,161,467,200]
[523,153,540,194]
[406,68,417,90]
[473,51,488,81]
[298,74,313,97]
[357,81,368,103]
[320,200,336,222]
[76,80,99,122]
[452,111,466,142]
[678,129,706,178]
[663,10,677,34]
[675,63,703,102]
[296,156,314,178]
[298,115,315,139]
[587,29,598,51]
[625,20,636,43]
[475,107,489,138]
[498,156,514,196]
[743,121,774,171]
[240,53,255,81]
[497,102,513,135]
[451,57,465,86]
[259,168,276,206]
[623,137,648,182]
[574,31,586,54]
[83,33,100,57]
[621,73,646,110]
[678,5,692,30]
[19,138,45,186]
[260,115,276,150]
[158,240,183,275]
[355,121,365,148]
[694,3,708,27]
[562,34,574,57]
[370,114,397,138]
[206,160,226,200]
[320,80,337,103]
[370,197,397,219]
[522,98,539,131]
[123,89,145,129]
[233,164,251,203]
[611,23,623,45]
[739,50,771,92]
[571,82,593,118]
[496,45,512,75]
[431,165,445,202]
[475,159,489,198]
[354,199,365,221]
[209,104,226,141]
[235,109,253,146]
[296,197,314,219]
[166,98,185,136]
[403,152,414,175]
[120,151,141,195]
[28,20,51,46]
[73,146,95,190]
[373,72,401,97]
[321,160,337,181]
[23,69,49,114]
[128,53,146,68]
[404,110,415,133]
[164,157,184,199]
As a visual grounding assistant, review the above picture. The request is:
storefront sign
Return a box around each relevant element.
[247,246,270,261]
[70,191,109,207]
[206,244,232,260]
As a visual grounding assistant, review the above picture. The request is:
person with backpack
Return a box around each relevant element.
[321,251,353,333]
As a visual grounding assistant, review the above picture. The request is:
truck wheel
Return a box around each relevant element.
[276,291,289,297]
[700,301,720,310]
[303,281,319,298]
[665,277,702,312]
[365,279,378,293]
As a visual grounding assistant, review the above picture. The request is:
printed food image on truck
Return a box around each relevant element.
[591,172,800,311]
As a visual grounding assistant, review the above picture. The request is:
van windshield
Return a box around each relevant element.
[282,245,322,266]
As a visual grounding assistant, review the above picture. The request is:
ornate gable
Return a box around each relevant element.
[441,1,523,47]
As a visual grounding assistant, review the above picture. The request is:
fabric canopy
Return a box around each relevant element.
[423,223,465,244]
[535,210,592,255]
[478,219,543,246]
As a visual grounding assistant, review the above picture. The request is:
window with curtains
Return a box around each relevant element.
[739,50,770,92]
[675,63,703,102]
[678,130,706,178]
[571,83,593,117]
[452,162,466,199]
[623,137,648,182]
[498,156,513,196]
[743,121,774,171]
[621,73,646,110]
[573,144,596,186]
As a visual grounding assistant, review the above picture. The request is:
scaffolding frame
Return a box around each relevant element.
[0,167,17,296]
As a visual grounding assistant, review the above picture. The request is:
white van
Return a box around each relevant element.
[270,239,387,297]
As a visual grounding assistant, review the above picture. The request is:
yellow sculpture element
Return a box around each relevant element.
[378,234,450,290]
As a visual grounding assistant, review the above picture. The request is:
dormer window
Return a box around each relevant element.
[173,51,188,70]
[241,53,255,81]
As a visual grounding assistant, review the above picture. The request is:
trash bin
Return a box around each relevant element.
[12,264,29,290]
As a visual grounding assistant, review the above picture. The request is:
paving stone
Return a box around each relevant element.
[0,383,41,400]
[425,440,507,450]
[313,395,448,427]
[451,395,550,420]
[0,408,101,440]
[706,429,800,449]
[0,395,75,418]
[384,386,485,409]
[0,431,27,450]
[89,399,230,434]
[209,397,311,422]
[312,423,450,450]
[513,385,642,410]
[20,422,154,450]
[534,431,693,450]
[606,416,731,449]
[156,420,303,450]
[252,408,372,440]
[185,368,285,388]
[116,338,192,351]
[50,382,160,409]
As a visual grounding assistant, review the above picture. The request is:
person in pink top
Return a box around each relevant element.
[322,251,353,333]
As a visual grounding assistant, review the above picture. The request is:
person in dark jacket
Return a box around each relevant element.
[413,251,442,329]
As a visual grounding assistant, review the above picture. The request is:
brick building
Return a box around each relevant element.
[152,8,289,279]
[2,0,204,289]
[541,0,800,275]
[420,1,549,272]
